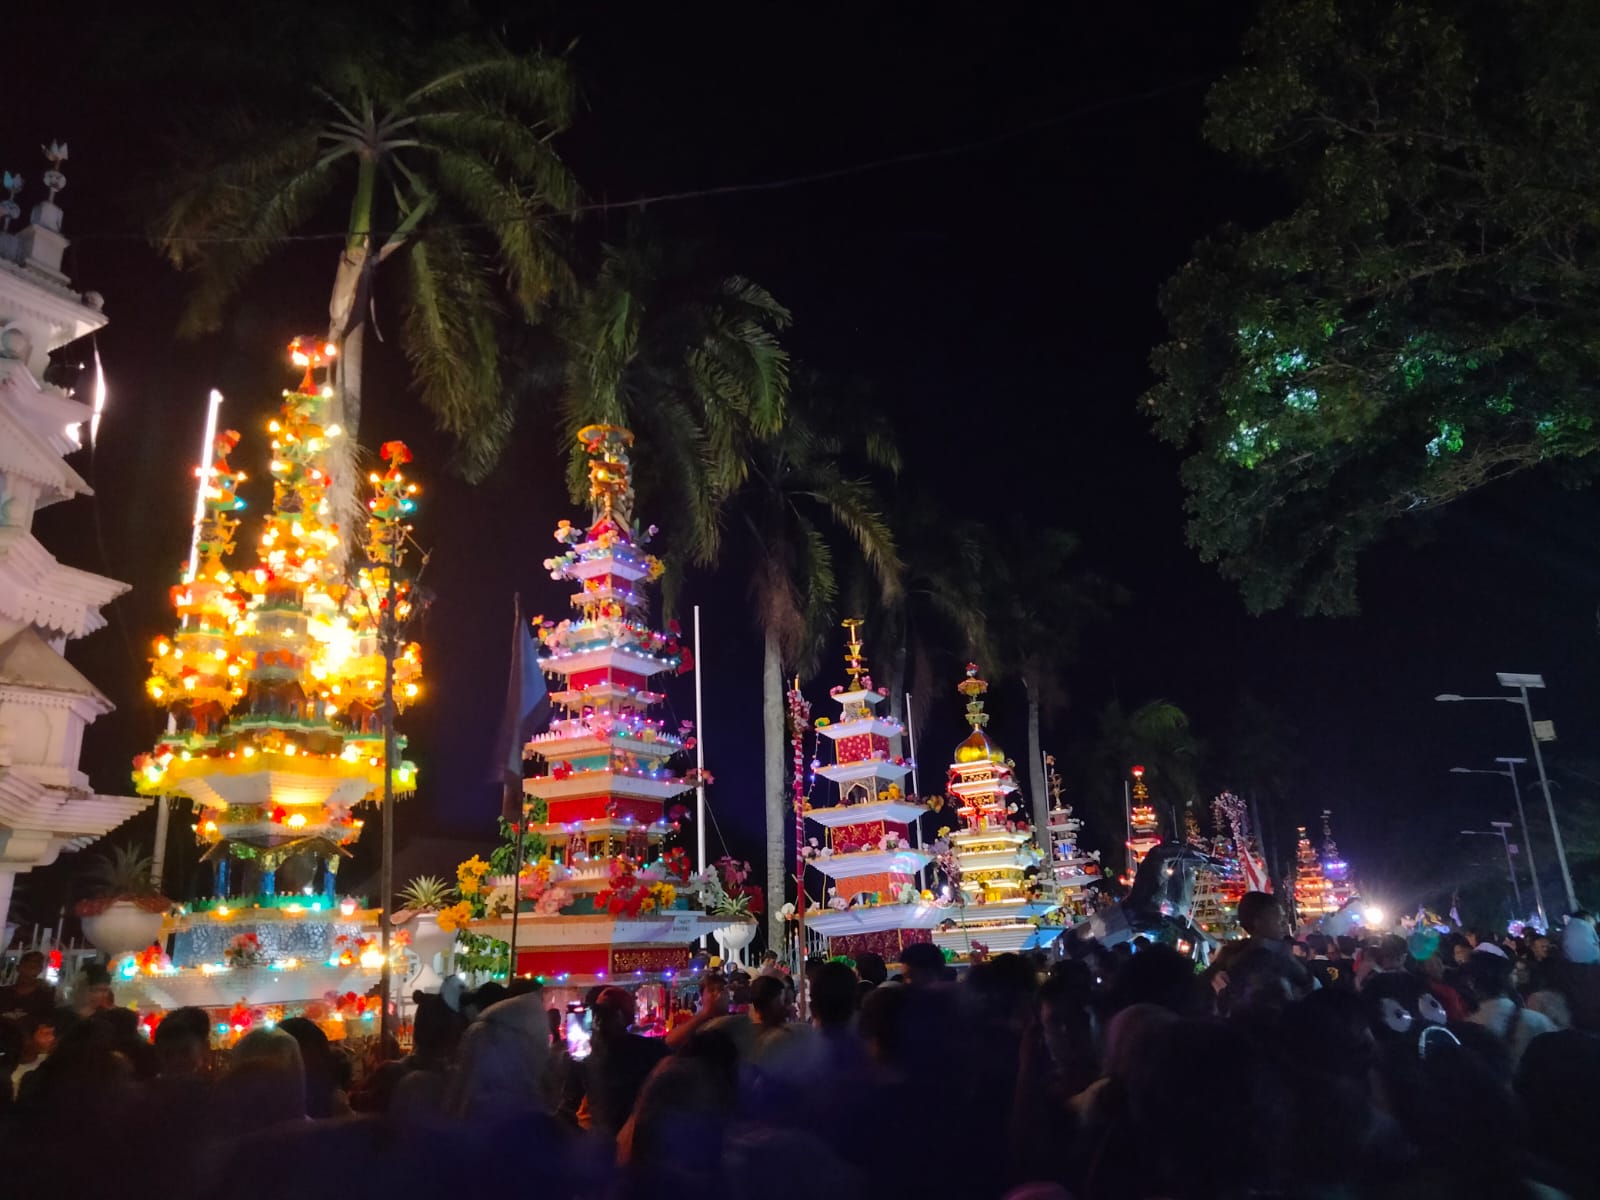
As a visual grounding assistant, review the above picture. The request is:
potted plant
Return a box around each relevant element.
[703,857,760,966]
[396,875,457,970]
[76,845,170,954]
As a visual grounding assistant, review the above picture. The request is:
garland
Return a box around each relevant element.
[786,683,812,930]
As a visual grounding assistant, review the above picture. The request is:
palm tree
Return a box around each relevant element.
[985,527,1123,837]
[728,400,903,945]
[556,237,791,572]
[1080,699,1202,862]
[154,36,578,495]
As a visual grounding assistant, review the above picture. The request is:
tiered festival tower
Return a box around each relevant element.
[126,343,420,1030]
[1320,810,1357,912]
[1293,825,1334,922]
[800,620,938,959]
[1042,755,1099,925]
[474,425,721,990]
[933,665,1062,960]
[1120,766,1162,887]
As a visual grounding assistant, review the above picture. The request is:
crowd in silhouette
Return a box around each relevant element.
[3,893,1599,1200]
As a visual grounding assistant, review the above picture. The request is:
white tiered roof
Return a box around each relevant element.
[0,160,151,925]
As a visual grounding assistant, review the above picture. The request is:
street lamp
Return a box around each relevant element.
[1459,823,1523,919]
[1449,758,1546,928]
[1435,673,1578,913]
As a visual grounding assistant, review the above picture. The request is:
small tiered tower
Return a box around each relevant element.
[480,425,721,988]
[801,620,937,959]
[1320,810,1356,913]
[933,665,1061,960]
[1042,753,1099,924]
[0,144,150,928]
[1292,825,1333,924]
[1121,766,1162,888]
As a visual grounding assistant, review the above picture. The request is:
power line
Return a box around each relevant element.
[74,76,1209,245]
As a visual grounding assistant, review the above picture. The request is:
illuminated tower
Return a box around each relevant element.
[129,342,422,1016]
[1044,754,1100,924]
[1320,810,1356,912]
[1121,766,1161,887]
[932,664,1062,960]
[800,619,937,960]
[1292,825,1332,923]
[471,425,721,991]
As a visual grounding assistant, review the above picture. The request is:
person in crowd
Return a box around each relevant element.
[1465,945,1555,1068]
[279,1017,351,1118]
[0,951,56,1027]
[1554,914,1600,1032]
[899,939,951,986]
[664,970,728,1050]
[442,990,552,1123]
[581,985,668,1141]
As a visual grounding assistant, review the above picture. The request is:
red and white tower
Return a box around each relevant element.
[800,619,938,960]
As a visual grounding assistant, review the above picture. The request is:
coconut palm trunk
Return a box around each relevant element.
[763,629,787,951]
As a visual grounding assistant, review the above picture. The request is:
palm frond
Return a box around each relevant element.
[803,475,904,602]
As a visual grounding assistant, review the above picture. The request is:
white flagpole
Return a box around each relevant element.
[693,605,707,875]
[158,388,222,892]
[904,691,919,796]
[184,388,224,583]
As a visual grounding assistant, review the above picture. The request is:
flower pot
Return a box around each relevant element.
[81,902,165,956]
[713,921,757,967]
[405,912,454,974]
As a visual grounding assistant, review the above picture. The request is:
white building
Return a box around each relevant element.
[0,145,149,930]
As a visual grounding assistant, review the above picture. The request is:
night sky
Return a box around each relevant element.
[8,3,1598,927]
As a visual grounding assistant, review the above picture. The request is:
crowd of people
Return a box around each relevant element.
[2,894,1598,1199]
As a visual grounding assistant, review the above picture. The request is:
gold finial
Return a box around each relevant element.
[842,617,866,688]
[577,424,635,533]
[1046,754,1063,806]
[957,662,990,730]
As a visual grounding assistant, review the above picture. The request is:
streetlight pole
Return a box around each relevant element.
[1460,824,1522,917]
[1436,674,1579,913]
[1448,759,1546,929]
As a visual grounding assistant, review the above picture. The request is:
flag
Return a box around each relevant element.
[490,595,549,819]
[1241,848,1272,894]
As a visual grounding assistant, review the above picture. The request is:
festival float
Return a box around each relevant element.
[1185,795,1248,939]
[1042,753,1100,925]
[113,341,422,1041]
[456,425,724,1014]
[1120,765,1162,888]
[1293,823,1335,924]
[798,620,939,960]
[930,664,1062,961]
[1320,810,1358,913]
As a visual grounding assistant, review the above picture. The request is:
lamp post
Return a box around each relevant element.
[1459,823,1523,918]
[1449,759,1546,928]
[1436,673,1578,913]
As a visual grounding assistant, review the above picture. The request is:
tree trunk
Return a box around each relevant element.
[327,155,375,550]
[1025,683,1050,846]
[763,628,787,952]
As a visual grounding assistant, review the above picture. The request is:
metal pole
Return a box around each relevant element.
[1517,686,1578,912]
[1504,762,1547,928]
[693,606,707,876]
[1124,778,1133,886]
[1493,825,1523,915]
[378,570,397,1051]
[904,692,919,796]
[507,789,525,979]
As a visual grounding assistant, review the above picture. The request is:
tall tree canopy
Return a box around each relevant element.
[154,32,577,481]
[1146,0,1600,614]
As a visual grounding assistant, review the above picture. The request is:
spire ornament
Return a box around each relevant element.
[40,142,66,203]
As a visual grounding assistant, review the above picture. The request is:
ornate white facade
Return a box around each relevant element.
[0,146,149,928]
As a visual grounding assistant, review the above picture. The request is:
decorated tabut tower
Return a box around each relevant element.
[1043,754,1100,924]
[0,143,152,929]
[466,425,722,1000]
[1293,824,1334,923]
[122,341,421,1033]
[1121,766,1162,888]
[799,620,939,959]
[932,664,1062,961]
